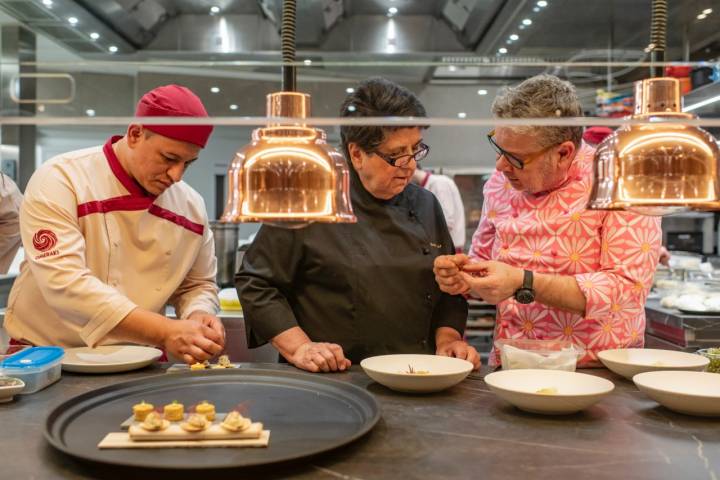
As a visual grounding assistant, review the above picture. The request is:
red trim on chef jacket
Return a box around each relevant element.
[420,171,431,188]
[75,137,204,236]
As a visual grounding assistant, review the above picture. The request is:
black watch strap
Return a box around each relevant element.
[523,269,533,290]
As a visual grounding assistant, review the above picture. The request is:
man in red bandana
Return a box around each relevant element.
[4,85,224,364]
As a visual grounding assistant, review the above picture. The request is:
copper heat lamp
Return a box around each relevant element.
[220,0,355,227]
[587,0,720,215]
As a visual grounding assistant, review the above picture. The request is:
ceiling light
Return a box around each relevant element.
[510,34,519,40]
[533,7,540,12]
[211,86,221,93]
[42,0,53,6]
[345,87,355,94]
[448,65,457,72]
[347,105,356,112]
[498,47,508,54]
[457,112,467,119]
[537,0,548,6]
[68,17,78,26]
[89,32,99,40]
[85,109,96,117]
[703,8,712,14]
[522,18,532,25]
[697,13,707,19]
[229,104,238,111]
[506,40,512,44]
[108,45,118,53]
[210,6,220,14]
[388,7,398,15]
[477,89,488,95]
[303,59,312,66]
[519,25,526,30]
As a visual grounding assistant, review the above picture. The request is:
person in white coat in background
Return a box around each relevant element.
[413,166,466,252]
[0,173,22,273]
[4,84,224,364]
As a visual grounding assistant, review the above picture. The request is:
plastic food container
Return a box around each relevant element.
[0,346,64,394]
[697,348,720,373]
[495,338,584,372]
[0,344,30,362]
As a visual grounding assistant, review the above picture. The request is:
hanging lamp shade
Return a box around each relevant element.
[220,91,356,227]
[587,77,720,215]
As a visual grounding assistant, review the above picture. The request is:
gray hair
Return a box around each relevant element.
[491,74,583,148]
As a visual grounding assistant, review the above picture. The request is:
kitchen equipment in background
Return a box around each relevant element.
[691,67,715,90]
[662,212,715,255]
[210,221,239,288]
[220,0,355,228]
[666,232,704,254]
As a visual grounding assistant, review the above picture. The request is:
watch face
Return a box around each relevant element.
[515,288,535,304]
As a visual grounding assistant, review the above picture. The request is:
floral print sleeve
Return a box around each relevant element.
[575,211,661,351]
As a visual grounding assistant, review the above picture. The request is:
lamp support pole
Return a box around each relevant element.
[281,0,297,92]
[649,0,667,78]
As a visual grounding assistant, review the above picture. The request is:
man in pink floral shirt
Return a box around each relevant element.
[434,75,661,367]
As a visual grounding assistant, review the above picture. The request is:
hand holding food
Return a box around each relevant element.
[290,342,351,373]
[459,260,524,304]
[433,254,472,296]
[163,318,225,365]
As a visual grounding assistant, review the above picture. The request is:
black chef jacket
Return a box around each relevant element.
[235,168,468,363]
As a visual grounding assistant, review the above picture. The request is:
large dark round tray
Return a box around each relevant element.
[45,368,380,469]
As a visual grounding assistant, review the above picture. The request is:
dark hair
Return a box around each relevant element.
[340,77,427,160]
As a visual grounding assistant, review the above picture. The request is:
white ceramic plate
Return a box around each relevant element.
[633,370,720,416]
[62,346,163,374]
[0,376,25,403]
[598,348,709,380]
[360,354,473,393]
[484,369,615,415]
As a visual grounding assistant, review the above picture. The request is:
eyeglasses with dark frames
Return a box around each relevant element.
[373,142,430,168]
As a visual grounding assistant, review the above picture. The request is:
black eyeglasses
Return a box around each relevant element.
[487,134,529,170]
[373,142,430,168]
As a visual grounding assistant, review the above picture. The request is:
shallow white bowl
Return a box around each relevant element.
[633,371,720,416]
[0,376,25,403]
[598,348,709,380]
[484,369,615,415]
[62,345,163,374]
[360,354,473,393]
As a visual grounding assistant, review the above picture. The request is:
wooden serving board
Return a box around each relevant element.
[98,430,270,449]
[128,422,263,441]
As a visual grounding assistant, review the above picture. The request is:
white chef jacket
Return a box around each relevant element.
[0,174,22,273]
[421,173,466,251]
[4,136,219,348]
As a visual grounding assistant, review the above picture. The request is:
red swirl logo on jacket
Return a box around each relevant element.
[32,229,58,252]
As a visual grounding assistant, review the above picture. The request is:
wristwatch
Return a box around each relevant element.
[514,270,535,304]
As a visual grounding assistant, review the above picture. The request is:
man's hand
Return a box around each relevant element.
[290,342,351,373]
[164,315,225,365]
[434,254,472,295]
[460,260,523,304]
[436,340,481,370]
[187,310,225,344]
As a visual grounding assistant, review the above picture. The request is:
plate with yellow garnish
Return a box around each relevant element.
[484,369,615,415]
[361,354,473,393]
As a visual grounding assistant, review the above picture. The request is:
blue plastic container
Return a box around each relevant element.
[0,346,64,393]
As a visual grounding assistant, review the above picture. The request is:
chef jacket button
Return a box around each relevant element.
[501,321,509,328]
[422,247,430,255]
[165,251,171,256]
[425,293,432,302]
[512,212,518,218]
[551,250,558,256]
[112,242,119,248]
[420,339,428,347]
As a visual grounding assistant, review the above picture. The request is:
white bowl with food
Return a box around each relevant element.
[484,369,614,415]
[0,376,25,403]
[633,370,720,416]
[360,354,473,393]
[598,348,709,380]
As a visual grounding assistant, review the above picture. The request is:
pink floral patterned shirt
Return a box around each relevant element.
[470,144,661,366]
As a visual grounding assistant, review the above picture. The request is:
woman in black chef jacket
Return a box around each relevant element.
[235,77,480,373]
